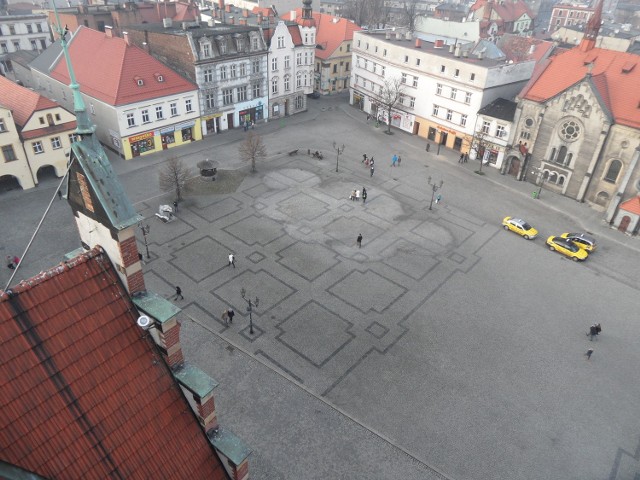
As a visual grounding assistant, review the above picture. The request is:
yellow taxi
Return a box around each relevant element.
[546,236,589,261]
[502,217,538,240]
[559,232,597,252]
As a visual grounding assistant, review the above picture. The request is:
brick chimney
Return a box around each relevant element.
[105,25,113,38]
[122,31,131,46]
[239,18,247,25]
[225,3,231,12]
[242,8,248,17]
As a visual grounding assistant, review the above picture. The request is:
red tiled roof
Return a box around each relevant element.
[470,0,534,22]
[252,6,276,17]
[0,247,227,480]
[49,27,197,106]
[21,120,78,140]
[620,196,640,215]
[522,46,640,129]
[497,35,554,63]
[0,76,59,127]
[287,10,361,59]
[288,24,303,46]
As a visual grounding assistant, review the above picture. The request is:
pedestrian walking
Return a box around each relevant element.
[362,188,367,204]
[459,153,464,163]
[138,252,145,265]
[362,153,367,163]
[366,114,371,123]
[228,253,236,268]
[464,153,469,163]
[355,189,361,201]
[221,309,229,325]
[585,348,594,360]
[587,324,598,341]
[350,189,356,201]
[370,165,375,177]
[369,157,374,167]
[173,200,179,213]
[426,143,431,152]
[356,233,363,248]
[227,308,235,323]
[397,155,401,166]
[57,190,63,200]
[251,121,255,129]
[6,255,15,269]
[435,194,442,204]
[174,286,184,300]
[391,154,398,167]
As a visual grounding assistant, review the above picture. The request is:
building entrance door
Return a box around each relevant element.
[227,113,234,129]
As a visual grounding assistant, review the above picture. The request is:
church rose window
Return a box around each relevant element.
[559,120,581,141]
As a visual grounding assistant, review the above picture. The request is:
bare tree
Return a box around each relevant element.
[239,132,266,173]
[378,77,405,134]
[159,156,192,201]
[402,0,422,33]
[344,0,389,28]
[469,129,493,174]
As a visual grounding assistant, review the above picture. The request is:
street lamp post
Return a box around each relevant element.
[531,167,545,199]
[436,131,442,156]
[139,223,150,259]
[240,288,259,334]
[427,176,444,210]
[333,141,345,173]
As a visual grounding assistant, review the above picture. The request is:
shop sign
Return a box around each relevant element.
[128,131,154,143]
[203,113,223,120]
[160,126,175,134]
[174,121,195,130]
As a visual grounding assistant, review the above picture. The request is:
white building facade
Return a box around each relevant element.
[350,31,535,156]
[0,14,51,75]
[267,20,315,118]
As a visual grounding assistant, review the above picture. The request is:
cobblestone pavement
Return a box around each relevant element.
[2,93,640,480]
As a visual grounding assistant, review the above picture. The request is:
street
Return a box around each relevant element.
[2,94,640,480]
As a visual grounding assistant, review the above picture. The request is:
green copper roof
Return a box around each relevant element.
[209,427,252,465]
[132,291,181,325]
[173,363,219,399]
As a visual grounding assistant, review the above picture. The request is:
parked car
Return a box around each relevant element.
[546,236,589,261]
[502,217,538,240]
[560,232,597,252]
[307,91,321,99]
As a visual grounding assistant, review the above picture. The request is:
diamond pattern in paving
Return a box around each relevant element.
[276,241,339,281]
[328,270,407,314]
[277,192,330,221]
[224,214,285,246]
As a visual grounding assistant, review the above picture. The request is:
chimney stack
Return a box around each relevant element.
[239,18,247,25]
[123,31,131,46]
[225,3,231,12]
[454,43,461,57]
[105,25,113,38]
[290,10,296,21]
[415,38,422,48]
[228,15,234,24]
[243,8,248,17]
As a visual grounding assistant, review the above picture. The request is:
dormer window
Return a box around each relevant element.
[135,76,144,86]
[236,37,244,51]
[154,73,164,82]
[217,36,227,54]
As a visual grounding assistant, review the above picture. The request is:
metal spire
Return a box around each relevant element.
[50,1,94,136]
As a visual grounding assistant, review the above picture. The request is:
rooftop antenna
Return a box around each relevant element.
[50,3,95,137]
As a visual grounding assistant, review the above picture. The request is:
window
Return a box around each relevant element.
[345,62,350,72]
[13,42,20,51]
[31,40,37,50]
[436,84,442,95]
[375,46,378,53]
[69,134,78,144]
[141,109,150,123]
[236,38,244,51]
[2,145,17,162]
[383,48,387,57]
[271,78,278,94]
[440,65,445,73]
[204,69,214,82]
[416,58,421,66]
[51,137,62,149]
[450,88,457,100]
[409,97,415,108]
[560,119,581,140]
[219,39,227,54]
[170,103,178,116]
[1,44,7,54]
[454,68,460,78]
[401,73,407,84]
[277,36,285,48]
[285,56,290,68]
[446,110,453,121]
[481,121,490,134]
[332,64,337,73]
[251,36,258,50]
[39,117,45,125]
[55,113,61,121]
[185,99,193,112]
[296,72,302,87]
[205,93,215,109]
[433,105,440,116]
[203,44,210,57]
[496,125,506,138]
[284,76,290,91]
[9,25,15,35]
[252,59,260,73]
[271,57,278,71]
[37,23,43,33]
[237,85,247,101]
[604,160,622,183]
[230,64,237,78]
[381,66,385,77]
[412,76,418,88]
[252,82,261,98]
[223,89,233,105]
[346,44,350,52]
[32,141,44,154]
[470,73,476,82]
[404,55,409,63]
[27,24,33,33]
[240,63,246,76]
[520,131,531,140]
[296,52,302,66]
[155,106,163,120]
[0,118,5,132]
[465,92,472,104]
[126,112,135,127]
[220,66,227,80]
[461,114,467,127]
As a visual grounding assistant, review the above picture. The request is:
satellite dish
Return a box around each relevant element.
[137,315,152,330]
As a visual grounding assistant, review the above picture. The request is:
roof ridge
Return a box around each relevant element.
[1,246,104,298]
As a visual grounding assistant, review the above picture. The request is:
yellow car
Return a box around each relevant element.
[560,232,597,252]
[546,236,589,261]
[502,217,538,240]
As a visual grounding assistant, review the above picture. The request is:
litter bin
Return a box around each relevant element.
[532,191,538,199]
